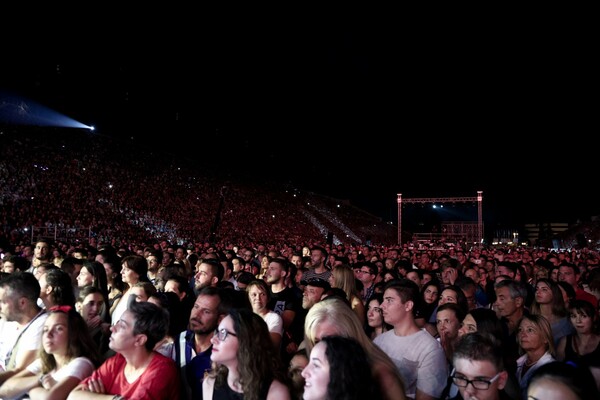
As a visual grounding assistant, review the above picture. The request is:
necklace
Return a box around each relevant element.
[524,358,538,367]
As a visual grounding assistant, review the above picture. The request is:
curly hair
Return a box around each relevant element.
[210,308,288,400]
[39,307,101,374]
[320,336,381,399]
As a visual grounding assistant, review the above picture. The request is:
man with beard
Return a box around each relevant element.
[193,259,223,294]
[265,258,299,364]
[171,286,231,400]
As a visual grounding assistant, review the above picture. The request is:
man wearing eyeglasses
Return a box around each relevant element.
[451,332,512,400]
[356,262,377,303]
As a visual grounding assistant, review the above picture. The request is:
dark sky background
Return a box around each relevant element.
[1,25,597,231]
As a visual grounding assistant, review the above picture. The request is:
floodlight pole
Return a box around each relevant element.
[397,193,402,245]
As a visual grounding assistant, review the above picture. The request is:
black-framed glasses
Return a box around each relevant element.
[451,370,501,390]
[214,328,237,342]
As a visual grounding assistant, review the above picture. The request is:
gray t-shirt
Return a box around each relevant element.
[374,328,448,399]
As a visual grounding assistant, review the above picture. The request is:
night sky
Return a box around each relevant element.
[1,25,596,230]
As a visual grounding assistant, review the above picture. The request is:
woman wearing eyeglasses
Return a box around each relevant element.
[203,308,291,400]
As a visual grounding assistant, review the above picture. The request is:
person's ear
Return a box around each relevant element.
[135,333,148,348]
[515,296,524,308]
[496,371,508,390]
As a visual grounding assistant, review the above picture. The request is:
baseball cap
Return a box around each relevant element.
[301,277,331,291]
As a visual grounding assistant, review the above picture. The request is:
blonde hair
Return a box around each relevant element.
[332,264,360,301]
[518,314,556,357]
[304,297,405,396]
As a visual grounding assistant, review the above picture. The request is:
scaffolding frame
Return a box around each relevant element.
[397,191,483,245]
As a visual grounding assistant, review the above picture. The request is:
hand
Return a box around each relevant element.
[286,342,298,354]
[88,315,102,329]
[85,378,107,394]
[39,374,57,389]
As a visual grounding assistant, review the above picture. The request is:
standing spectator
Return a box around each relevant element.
[202,308,291,399]
[374,279,448,400]
[68,300,179,400]
[302,336,381,400]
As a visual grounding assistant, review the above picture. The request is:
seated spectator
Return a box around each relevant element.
[68,299,180,399]
[0,306,100,399]
[0,272,48,386]
[39,268,77,309]
[202,308,290,399]
[76,286,110,357]
[288,349,308,400]
[148,291,186,357]
[246,279,283,348]
[365,292,392,340]
[515,314,556,399]
[304,297,406,400]
[530,278,575,347]
[556,299,600,391]
[129,281,157,303]
[302,335,381,399]
[451,332,511,400]
[527,360,599,400]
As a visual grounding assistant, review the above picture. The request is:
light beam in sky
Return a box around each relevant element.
[0,92,94,130]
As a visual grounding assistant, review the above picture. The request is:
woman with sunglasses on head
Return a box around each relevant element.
[203,308,291,400]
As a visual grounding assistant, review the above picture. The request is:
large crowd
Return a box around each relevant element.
[0,127,599,399]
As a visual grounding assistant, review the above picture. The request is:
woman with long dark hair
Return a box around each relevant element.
[203,308,291,400]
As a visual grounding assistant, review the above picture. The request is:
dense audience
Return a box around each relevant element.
[1,128,600,399]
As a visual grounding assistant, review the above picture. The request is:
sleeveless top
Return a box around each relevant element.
[564,334,600,367]
[213,378,272,400]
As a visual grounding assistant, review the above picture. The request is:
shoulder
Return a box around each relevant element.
[202,376,216,400]
[267,379,291,400]
[151,352,178,369]
[68,357,95,369]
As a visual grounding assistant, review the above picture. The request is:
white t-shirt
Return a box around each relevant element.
[374,328,448,399]
[27,356,95,381]
[0,311,48,371]
[262,311,283,336]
